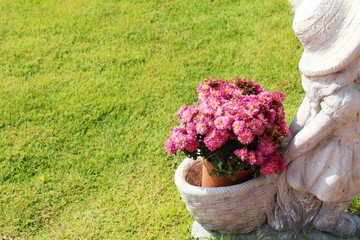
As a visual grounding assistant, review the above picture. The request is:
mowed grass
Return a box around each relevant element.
[1,0,359,239]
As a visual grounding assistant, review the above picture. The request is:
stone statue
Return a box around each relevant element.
[288,0,303,12]
[267,0,360,237]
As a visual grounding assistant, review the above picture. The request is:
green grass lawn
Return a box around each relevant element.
[1,0,359,239]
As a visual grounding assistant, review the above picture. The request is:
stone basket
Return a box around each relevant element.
[174,158,278,234]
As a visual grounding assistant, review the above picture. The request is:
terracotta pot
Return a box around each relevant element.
[201,159,253,188]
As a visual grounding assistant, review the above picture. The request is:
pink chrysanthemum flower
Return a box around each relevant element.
[237,128,254,145]
[281,122,291,137]
[260,162,277,175]
[185,134,199,152]
[214,107,223,117]
[171,126,187,134]
[247,151,258,165]
[255,152,265,166]
[186,122,197,135]
[194,112,204,122]
[258,138,276,156]
[245,151,264,166]
[195,121,209,135]
[273,91,286,103]
[178,106,197,124]
[267,109,277,124]
[248,118,265,136]
[199,102,212,115]
[204,129,229,151]
[260,153,285,175]
[272,152,286,173]
[214,116,233,130]
[232,120,246,136]
[256,114,271,129]
[258,91,273,103]
[234,148,249,161]
[245,100,260,115]
[172,131,187,150]
[231,103,249,119]
[204,134,220,151]
[196,82,210,98]
[235,148,264,166]
[177,105,187,120]
[219,83,234,100]
[232,89,244,99]
[207,98,221,111]
[165,138,177,154]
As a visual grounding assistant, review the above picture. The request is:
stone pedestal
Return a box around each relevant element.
[192,212,360,240]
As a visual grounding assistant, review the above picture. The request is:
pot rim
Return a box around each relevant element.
[174,158,272,196]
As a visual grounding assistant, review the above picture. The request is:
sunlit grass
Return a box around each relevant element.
[1,0,355,239]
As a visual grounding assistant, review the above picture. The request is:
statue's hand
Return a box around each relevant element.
[281,136,292,149]
[283,149,295,166]
[280,135,294,166]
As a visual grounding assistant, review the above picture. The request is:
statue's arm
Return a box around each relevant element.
[281,96,311,148]
[284,85,360,164]
[284,110,338,164]
[288,96,311,136]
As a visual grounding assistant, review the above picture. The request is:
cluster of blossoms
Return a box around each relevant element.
[165,77,290,177]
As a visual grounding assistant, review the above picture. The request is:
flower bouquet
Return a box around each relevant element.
[168,77,290,234]
[166,77,290,187]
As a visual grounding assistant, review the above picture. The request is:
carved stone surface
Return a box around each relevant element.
[266,0,360,238]
[288,0,303,12]
[192,212,360,239]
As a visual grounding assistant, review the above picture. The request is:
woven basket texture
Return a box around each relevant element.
[174,158,278,234]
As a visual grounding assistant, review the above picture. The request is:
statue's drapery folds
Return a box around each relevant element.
[267,0,360,237]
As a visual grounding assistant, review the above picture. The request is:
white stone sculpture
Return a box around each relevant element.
[288,0,303,12]
[268,0,360,237]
